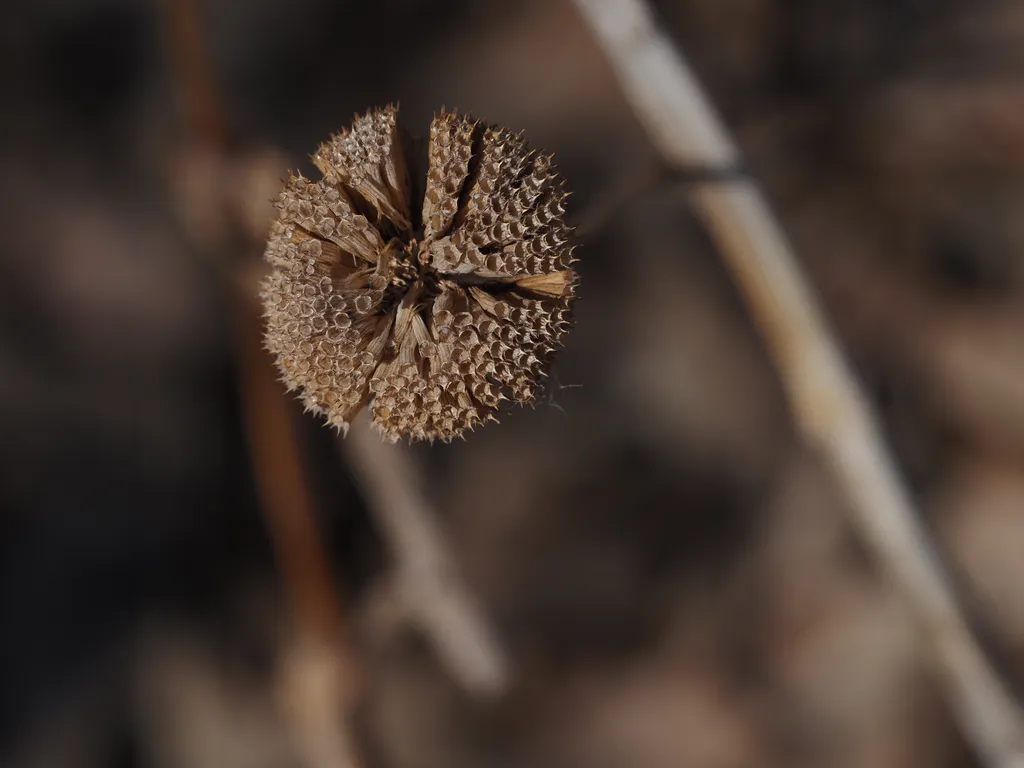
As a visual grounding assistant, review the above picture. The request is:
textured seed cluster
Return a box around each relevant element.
[261,106,577,442]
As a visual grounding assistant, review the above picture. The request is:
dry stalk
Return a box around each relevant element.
[235,299,362,768]
[344,411,510,699]
[162,0,229,148]
[163,2,362,766]
[163,0,510,713]
[571,1,1024,766]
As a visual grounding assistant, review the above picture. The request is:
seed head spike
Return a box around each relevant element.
[261,106,579,441]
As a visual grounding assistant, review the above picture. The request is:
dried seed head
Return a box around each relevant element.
[261,105,578,442]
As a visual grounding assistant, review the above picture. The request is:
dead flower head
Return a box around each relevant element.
[260,105,578,442]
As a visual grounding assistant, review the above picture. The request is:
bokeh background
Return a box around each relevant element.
[3,1,1024,766]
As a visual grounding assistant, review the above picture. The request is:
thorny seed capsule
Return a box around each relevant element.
[260,105,578,442]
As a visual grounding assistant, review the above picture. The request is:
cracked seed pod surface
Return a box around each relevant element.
[260,106,577,442]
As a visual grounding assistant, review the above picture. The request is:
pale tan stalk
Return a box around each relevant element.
[344,412,510,699]
[572,1,1024,766]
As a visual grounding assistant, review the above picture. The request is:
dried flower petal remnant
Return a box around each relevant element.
[261,106,577,442]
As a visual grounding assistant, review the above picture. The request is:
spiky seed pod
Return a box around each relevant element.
[261,105,578,442]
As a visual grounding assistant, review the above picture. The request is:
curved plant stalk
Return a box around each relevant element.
[571,1,1024,766]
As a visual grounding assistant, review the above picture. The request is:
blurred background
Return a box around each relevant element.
[2,0,1024,766]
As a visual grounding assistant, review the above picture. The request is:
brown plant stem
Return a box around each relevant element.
[162,2,362,766]
[162,0,509,720]
[163,0,230,148]
[234,296,346,646]
[235,295,362,768]
[572,1,1024,766]
[163,0,345,657]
